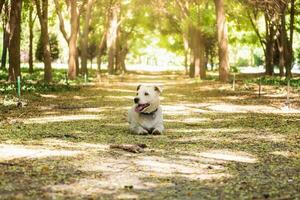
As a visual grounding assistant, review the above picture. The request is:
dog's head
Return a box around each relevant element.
[134,85,162,113]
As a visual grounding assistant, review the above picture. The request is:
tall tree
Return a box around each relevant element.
[246,0,295,77]
[1,1,9,71]
[81,0,95,77]
[214,0,230,82]
[106,1,121,75]
[173,0,207,79]
[54,0,82,80]
[28,1,36,74]
[8,0,22,82]
[35,0,52,82]
[0,0,5,15]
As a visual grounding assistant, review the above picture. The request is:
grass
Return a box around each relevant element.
[0,69,300,199]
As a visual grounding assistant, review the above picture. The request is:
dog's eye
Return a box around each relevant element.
[136,93,138,96]
[144,92,149,96]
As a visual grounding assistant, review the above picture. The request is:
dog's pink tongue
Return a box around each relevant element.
[135,105,143,112]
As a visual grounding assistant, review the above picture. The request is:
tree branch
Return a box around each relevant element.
[34,0,43,26]
[175,0,189,19]
[53,0,69,42]
[247,10,266,53]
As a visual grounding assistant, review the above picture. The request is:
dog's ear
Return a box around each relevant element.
[137,85,141,91]
[154,86,162,94]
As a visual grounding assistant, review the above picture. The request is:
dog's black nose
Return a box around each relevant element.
[134,97,139,104]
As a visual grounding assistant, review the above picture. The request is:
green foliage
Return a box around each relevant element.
[35,34,60,62]
[296,48,300,63]
[231,66,239,73]
[254,54,263,66]
[236,57,249,67]
[248,77,300,90]
[0,82,74,94]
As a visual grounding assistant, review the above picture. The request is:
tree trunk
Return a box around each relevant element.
[1,2,9,71]
[68,0,79,79]
[35,0,52,82]
[188,25,206,79]
[264,14,275,76]
[285,0,295,78]
[96,33,106,80]
[183,32,189,75]
[8,0,22,82]
[1,25,8,70]
[214,0,229,82]
[116,40,128,74]
[28,4,34,74]
[107,3,120,75]
[188,25,196,78]
[81,0,94,76]
[0,0,5,14]
[277,38,285,77]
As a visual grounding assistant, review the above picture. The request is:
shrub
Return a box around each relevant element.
[35,34,60,62]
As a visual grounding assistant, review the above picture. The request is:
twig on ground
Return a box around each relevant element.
[109,143,147,153]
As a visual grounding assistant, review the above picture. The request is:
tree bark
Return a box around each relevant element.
[8,0,22,82]
[285,0,294,78]
[0,0,5,14]
[35,0,52,82]
[81,0,94,76]
[107,3,120,75]
[265,14,275,76]
[54,0,82,80]
[96,32,106,79]
[28,4,35,74]
[188,25,205,79]
[1,22,8,70]
[1,1,9,71]
[277,38,285,77]
[68,0,79,79]
[183,32,189,75]
[214,0,230,82]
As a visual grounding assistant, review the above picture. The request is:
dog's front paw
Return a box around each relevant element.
[151,128,162,135]
[137,128,149,135]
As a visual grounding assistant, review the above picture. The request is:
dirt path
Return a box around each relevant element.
[0,73,300,199]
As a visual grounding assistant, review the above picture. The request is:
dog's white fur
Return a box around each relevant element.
[128,85,164,135]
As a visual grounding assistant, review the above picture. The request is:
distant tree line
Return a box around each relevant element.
[0,0,299,83]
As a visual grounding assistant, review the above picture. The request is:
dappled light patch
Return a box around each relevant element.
[97,88,134,93]
[197,150,257,163]
[237,133,286,142]
[182,117,210,124]
[40,94,58,99]
[172,135,239,144]
[165,117,210,124]
[169,127,243,134]
[23,114,103,124]
[135,156,229,180]
[43,111,61,115]
[39,105,56,111]
[73,95,87,100]
[116,193,139,199]
[74,153,229,195]
[0,144,82,161]
[270,151,293,158]
[80,107,106,113]
[40,139,109,151]
[206,103,300,114]
[163,104,209,116]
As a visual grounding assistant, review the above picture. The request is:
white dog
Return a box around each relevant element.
[128,85,164,135]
